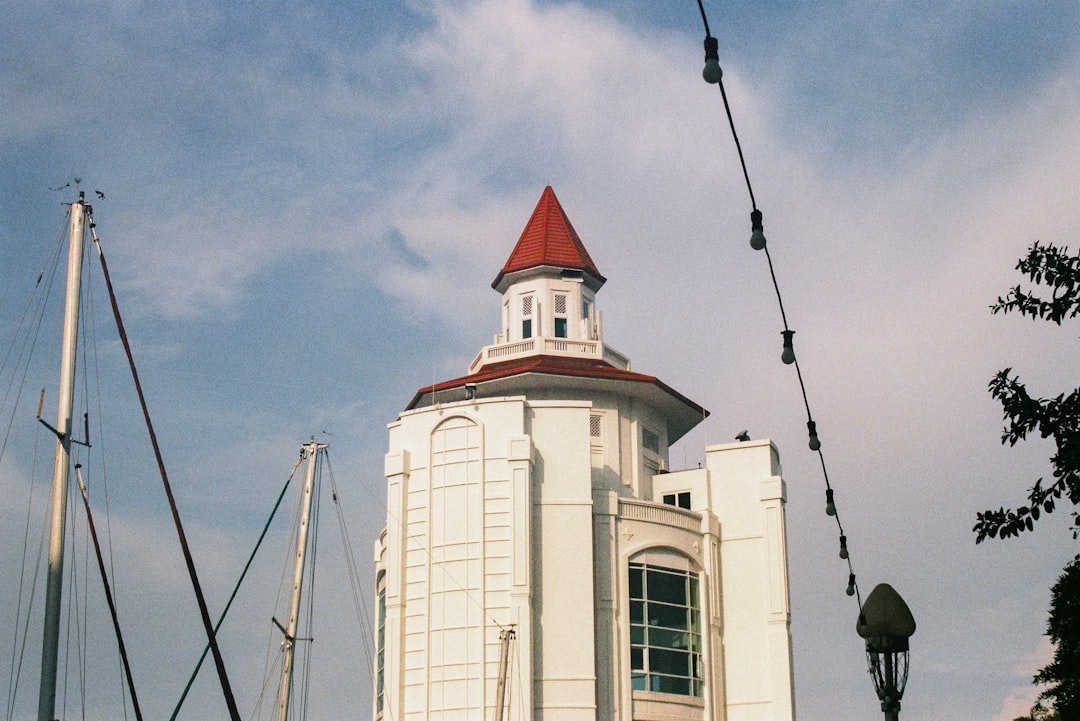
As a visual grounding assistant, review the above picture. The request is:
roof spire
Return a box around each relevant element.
[492,186,606,292]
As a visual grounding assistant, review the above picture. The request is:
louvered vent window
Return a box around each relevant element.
[554,293,568,338]
[522,295,533,339]
[590,414,602,438]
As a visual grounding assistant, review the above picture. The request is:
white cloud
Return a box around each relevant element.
[992,636,1054,721]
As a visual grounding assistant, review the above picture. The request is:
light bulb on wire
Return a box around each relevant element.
[807,420,821,451]
[839,535,849,560]
[846,573,856,597]
[781,329,795,364]
[702,36,722,84]
[825,487,836,517]
[750,208,766,250]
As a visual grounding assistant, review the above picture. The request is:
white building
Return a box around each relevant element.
[373,187,795,721]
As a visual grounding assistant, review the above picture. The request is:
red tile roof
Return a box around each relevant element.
[404,355,708,442]
[492,186,605,290]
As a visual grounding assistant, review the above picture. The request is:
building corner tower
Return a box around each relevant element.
[373,186,795,721]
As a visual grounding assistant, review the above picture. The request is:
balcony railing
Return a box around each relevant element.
[468,336,630,374]
[619,499,701,533]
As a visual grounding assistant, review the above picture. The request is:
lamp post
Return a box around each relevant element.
[856,584,916,721]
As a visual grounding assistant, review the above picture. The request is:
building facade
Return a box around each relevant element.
[373,187,795,721]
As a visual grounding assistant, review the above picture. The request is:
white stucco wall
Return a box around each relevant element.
[375,402,795,721]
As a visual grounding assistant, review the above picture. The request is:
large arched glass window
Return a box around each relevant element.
[629,555,702,696]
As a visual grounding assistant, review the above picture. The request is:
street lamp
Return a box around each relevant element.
[856,584,916,721]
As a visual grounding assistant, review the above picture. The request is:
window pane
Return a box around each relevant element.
[630,625,645,645]
[522,319,532,339]
[631,673,647,691]
[554,317,567,338]
[631,647,644,671]
[649,602,689,630]
[629,566,644,599]
[651,648,691,677]
[648,570,688,607]
[654,674,691,695]
[649,627,692,650]
[630,600,644,624]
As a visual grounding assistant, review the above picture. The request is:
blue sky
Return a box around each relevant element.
[2,1,1079,719]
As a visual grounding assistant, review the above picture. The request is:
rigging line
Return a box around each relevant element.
[169,455,304,721]
[6,437,49,721]
[73,465,144,721]
[84,250,129,717]
[323,455,377,680]
[88,218,243,721]
[0,220,67,469]
[0,206,66,381]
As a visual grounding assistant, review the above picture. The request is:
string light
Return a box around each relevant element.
[750,209,767,250]
[781,329,796,365]
[807,420,821,451]
[695,0,865,607]
[702,36,722,84]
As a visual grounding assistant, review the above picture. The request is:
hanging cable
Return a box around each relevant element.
[169,454,304,721]
[73,464,143,721]
[87,209,242,721]
[695,0,863,608]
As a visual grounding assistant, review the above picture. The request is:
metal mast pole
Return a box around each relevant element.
[494,626,516,721]
[38,192,87,721]
[277,439,325,721]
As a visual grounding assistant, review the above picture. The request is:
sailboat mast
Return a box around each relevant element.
[277,438,326,721]
[38,192,87,721]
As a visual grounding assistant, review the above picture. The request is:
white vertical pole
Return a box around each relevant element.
[38,193,87,721]
[278,439,325,721]
[494,626,515,721]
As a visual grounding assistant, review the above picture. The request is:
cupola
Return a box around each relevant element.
[477,186,620,371]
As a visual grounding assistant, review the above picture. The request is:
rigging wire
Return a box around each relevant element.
[83,228,132,721]
[323,453,379,692]
[169,453,304,721]
[0,212,67,471]
[695,0,863,607]
[73,465,144,721]
[5,438,49,721]
[88,209,243,721]
[2,216,70,721]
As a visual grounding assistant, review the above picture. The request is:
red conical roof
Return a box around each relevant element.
[492,186,605,291]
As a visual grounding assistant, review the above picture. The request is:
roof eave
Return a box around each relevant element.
[491,264,607,293]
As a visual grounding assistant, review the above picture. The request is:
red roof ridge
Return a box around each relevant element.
[492,186,605,290]
[404,354,706,421]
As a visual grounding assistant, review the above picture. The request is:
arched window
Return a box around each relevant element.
[428,416,484,717]
[629,552,702,696]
